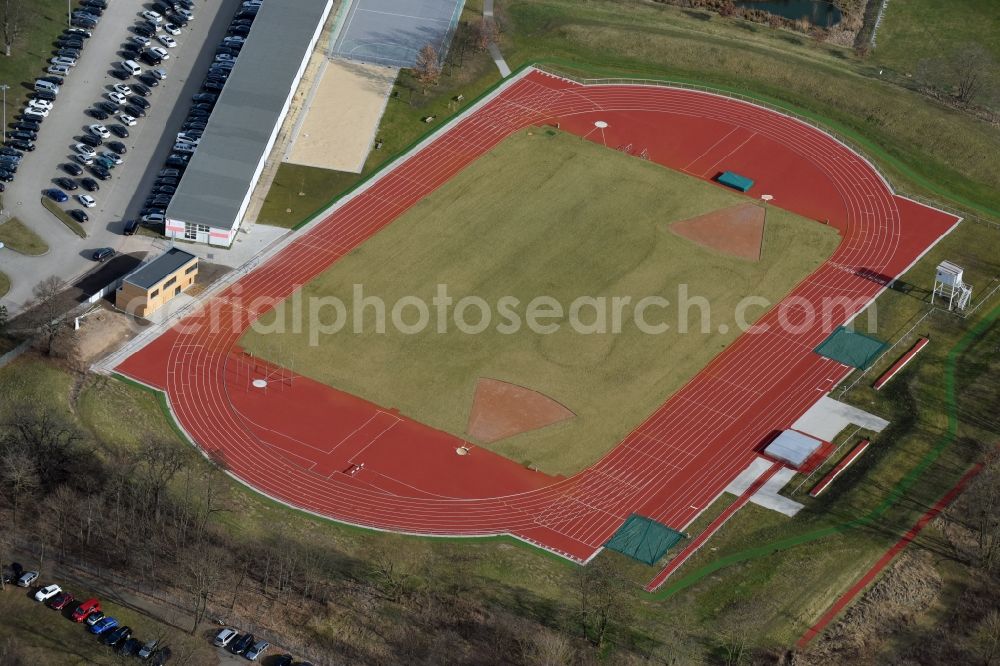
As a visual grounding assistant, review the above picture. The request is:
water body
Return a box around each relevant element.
[736,0,843,27]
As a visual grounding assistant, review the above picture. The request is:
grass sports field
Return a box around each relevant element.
[242,130,838,476]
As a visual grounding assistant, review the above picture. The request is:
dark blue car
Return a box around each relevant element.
[89,615,118,635]
[44,188,68,203]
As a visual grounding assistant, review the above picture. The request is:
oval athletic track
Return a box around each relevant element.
[117,68,960,565]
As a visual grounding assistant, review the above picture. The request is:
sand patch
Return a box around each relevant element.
[284,58,397,173]
[668,203,765,261]
[467,379,575,443]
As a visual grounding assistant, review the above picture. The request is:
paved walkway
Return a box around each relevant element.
[484,0,511,77]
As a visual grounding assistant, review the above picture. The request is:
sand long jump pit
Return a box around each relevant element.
[284,58,397,173]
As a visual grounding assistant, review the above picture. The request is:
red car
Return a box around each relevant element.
[71,597,101,622]
[48,591,75,611]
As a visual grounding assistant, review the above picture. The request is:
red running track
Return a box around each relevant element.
[118,69,960,562]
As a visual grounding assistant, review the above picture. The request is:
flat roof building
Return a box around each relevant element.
[116,248,198,317]
[165,0,333,245]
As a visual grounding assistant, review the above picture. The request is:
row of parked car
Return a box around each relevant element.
[138,0,260,229]
[0,1,107,193]
[41,0,199,252]
[5,565,170,664]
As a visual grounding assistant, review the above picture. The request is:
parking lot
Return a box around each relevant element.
[1,0,242,311]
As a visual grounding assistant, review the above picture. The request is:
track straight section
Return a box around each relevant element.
[118,68,960,562]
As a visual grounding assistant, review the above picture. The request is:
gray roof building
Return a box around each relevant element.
[166,0,333,240]
[124,248,198,289]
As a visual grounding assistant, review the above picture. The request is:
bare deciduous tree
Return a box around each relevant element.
[413,44,441,92]
[0,0,24,57]
[31,276,67,355]
[476,16,499,51]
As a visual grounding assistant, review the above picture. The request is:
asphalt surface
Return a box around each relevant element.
[0,0,242,314]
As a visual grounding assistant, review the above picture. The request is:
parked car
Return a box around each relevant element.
[109,124,130,138]
[63,162,84,176]
[123,103,145,118]
[88,123,111,139]
[16,571,39,587]
[55,177,78,191]
[244,640,269,661]
[44,188,68,202]
[119,637,141,656]
[149,46,170,60]
[74,142,96,157]
[110,69,131,81]
[213,628,237,647]
[163,23,181,35]
[229,633,254,655]
[47,64,71,76]
[107,91,127,105]
[34,584,62,602]
[123,218,139,235]
[92,247,114,262]
[79,134,102,148]
[158,34,177,48]
[89,615,119,635]
[85,610,106,627]
[77,194,97,208]
[80,177,99,191]
[118,113,138,126]
[9,140,35,152]
[102,625,132,647]
[48,591,75,610]
[107,141,127,155]
[87,108,109,120]
[137,639,159,659]
[272,656,293,666]
[132,82,152,96]
[71,598,101,622]
[70,210,89,223]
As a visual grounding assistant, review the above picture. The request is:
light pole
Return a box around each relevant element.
[0,84,8,144]
[68,0,72,27]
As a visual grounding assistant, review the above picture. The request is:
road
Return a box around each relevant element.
[0,0,242,315]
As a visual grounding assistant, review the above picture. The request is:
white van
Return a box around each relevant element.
[34,80,60,95]
[122,60,142,76]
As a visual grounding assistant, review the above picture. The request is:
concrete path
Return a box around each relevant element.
[483,0,511,77]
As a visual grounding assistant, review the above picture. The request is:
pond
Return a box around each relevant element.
[735,0,843,27]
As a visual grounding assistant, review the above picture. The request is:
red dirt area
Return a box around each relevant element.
[668,203,765,261]
[467,378,576,443]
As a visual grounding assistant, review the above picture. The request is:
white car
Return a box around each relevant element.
[77,194,96,208]
[47,64,70,76]
[130,35,150,47]
[34,584,61,602]
[141,10,163,24]
[117,113,138,127]
[213,628,237,647]
[163,23,181,36]
[215,53,235,62]
[107,91,127,106]
[73,143,97,157]
[50,56,76,68]
[88,124,110,139]
[141,213,165,224]
[172,142,196,153]
[157,34,177,48]
[112,83,133,95]
[73,153,94,166]
[29,98,54,110]
[149,46,170,60]
[151,68,168,81]
[25,105,49,117]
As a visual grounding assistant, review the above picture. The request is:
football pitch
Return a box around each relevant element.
[241,129,839,476]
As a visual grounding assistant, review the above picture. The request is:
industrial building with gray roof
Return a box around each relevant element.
[165,0,333,245]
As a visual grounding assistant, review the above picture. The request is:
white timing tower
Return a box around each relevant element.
[932,261,972,311]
